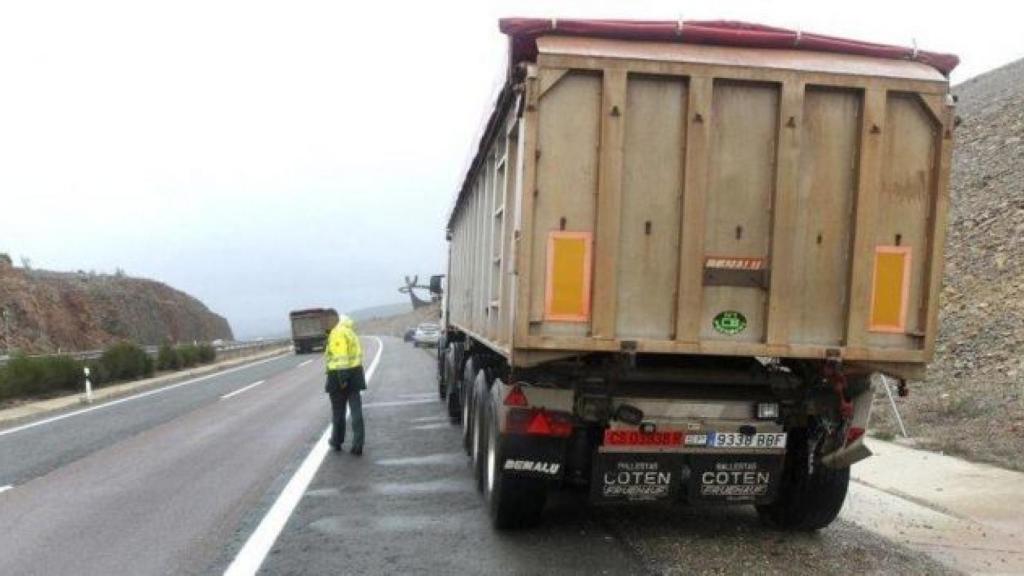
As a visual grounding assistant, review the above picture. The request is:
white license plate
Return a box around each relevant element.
[708,432,787,449]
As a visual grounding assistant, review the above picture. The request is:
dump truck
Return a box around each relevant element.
[289,308,339,354]
[438,19,958,530]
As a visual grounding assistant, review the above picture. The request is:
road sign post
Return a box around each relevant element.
[83,366,93,404]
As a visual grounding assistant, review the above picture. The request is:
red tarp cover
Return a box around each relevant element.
[500,18,959,75]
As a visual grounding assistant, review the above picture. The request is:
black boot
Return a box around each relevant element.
[329,439,342,452]
[350,446,363,456]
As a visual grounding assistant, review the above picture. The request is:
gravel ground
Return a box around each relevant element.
[601,505,957,576]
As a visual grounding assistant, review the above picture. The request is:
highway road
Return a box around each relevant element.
[0,349,338,576]
[0,337,954,575]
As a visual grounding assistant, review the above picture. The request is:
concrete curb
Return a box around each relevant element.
[844,438,1024,573]
[0,346,293,429]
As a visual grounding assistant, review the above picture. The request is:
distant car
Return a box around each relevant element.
[403,329,415,343]
[412,323,440,348]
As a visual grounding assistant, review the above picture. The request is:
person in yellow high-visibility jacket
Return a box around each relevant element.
[324,315,365,455]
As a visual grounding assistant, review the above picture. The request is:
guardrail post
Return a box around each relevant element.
[83,366,93,404]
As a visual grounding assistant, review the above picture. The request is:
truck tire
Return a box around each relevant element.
[461,357,478,455]
[483,391,546,529]
[437,345,447,400]
[471,370,489,491]
[444,345,461,420]
[436,335,446,383]
[756,429,850,531]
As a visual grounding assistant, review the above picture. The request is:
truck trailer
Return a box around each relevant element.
[439,19,958,530]
[289,308,339,354]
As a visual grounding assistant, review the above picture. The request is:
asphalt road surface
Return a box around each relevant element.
[0,337,955,575]
[0,348,349,576]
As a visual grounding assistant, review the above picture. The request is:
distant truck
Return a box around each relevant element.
[289,308,339,354]
[439,19,957,530]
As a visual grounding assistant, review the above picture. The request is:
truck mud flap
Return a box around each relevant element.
[689,455,783,505]
[590,453,683,505]
[500,436,566,481]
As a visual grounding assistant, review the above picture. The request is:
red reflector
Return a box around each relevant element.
[506,408,573,438]
[847,426,865,444]
[504,385,528,407]
[526,411,552,435]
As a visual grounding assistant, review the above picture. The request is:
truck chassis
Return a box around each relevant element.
[439,331,873,530]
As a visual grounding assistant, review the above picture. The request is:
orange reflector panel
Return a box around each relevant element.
[869,246,911,333]
[544,231,592,322]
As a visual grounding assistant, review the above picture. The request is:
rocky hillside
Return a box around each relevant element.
[357,302,440,338]
[0,261,233,353]
[874,57,1024,469]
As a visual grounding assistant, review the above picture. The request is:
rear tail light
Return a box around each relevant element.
[506,408,573,438]
[503,385,528,407]
[846,426,865,444]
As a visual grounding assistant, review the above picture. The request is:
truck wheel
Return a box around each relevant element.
[756,430,850,531]
[436,335,446,382]
[483,392,546,529]
[461,357,477,455]
[444,346,461,419]
[437,347,447,400]
[471,370,489,492]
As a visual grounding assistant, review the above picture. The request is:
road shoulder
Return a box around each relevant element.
[844,438,1024,573]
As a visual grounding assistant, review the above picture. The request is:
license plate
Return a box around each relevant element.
[707,432,786,449]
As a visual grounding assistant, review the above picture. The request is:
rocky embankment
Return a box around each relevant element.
[874,57,1024,469]
[0,261,232,353]
[357,302,441,338]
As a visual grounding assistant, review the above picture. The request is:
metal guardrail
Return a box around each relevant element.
[0,339,292,367]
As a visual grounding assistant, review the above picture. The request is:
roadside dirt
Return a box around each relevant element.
[357,302,441,338]
[609,506,956,576]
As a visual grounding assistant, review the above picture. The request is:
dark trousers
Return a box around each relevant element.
[329,386,364,448]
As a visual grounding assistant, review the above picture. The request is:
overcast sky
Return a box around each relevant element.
[2,0,1022,338]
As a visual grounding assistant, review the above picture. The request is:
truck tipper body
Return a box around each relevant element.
[439,18,957,529]
[289,308,339,354]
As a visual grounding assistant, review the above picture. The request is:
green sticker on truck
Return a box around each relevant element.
[712,311,747,335]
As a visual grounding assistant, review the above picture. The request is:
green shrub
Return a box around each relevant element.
[100,342,153,381]
[157,343,181,371]
[0,354,84,401]
[85,359,109,386]
[176,343,200,368]
[197,343,216,364]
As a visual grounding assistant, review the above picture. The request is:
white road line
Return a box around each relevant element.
[220,380,266,400]
[224,336,383,576]
[410,415,448,423]
[0,354,287,439]
[0,485,12,494]
[410,423,448,431]
[297,359,313,368]
[363,398,435,408]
